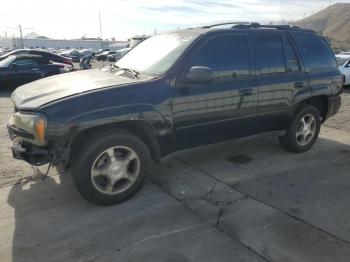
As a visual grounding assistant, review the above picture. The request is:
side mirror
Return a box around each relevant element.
[184,66,214,84]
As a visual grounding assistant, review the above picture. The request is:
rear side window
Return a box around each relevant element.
[190,35,250,80]
[255,34,286,74]
[292,32,337,71]
[36,57,50,65]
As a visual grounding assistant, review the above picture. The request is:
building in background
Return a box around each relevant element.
[0,37,128,51]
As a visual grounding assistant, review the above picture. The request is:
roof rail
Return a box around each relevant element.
[201,22,259,29]
[201,22,315,32]
[231,23,300,30]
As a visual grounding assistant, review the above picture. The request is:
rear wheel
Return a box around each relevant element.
[72,130,151,205]
[279,104,321,153]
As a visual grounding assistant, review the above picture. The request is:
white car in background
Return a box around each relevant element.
[339,59,350,86]
[336,51,350,63]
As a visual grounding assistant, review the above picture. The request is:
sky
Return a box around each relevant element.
[0,0,349,40]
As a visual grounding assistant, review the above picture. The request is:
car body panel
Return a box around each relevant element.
[11,69,142,109]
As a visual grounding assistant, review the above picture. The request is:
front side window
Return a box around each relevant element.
[255,34,286,74]
[189,34,250,80]
[292,32,337,71]
[13,58,33,67]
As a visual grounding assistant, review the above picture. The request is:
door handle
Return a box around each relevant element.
[32,68,39,71]
[294,82,304,89]
[239,88,253,96]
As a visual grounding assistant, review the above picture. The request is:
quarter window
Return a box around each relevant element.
[292,32,337,71]
[190,35,250,80]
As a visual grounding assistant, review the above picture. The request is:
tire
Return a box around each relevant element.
[71,129,151,206]
[279,104,321,153]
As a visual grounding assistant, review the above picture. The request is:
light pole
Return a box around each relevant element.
[99,11,103,49]
[6,25,34,49]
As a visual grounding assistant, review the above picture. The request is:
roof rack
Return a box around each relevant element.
[201,22,315,32]
[232,24,301,30]
[201,22,258,29]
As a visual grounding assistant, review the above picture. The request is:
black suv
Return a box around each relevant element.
[7,23,343,205]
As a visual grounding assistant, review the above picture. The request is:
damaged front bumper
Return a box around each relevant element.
[7,123,52,166]
[10,137,52,166]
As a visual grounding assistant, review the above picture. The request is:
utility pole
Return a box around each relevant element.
[7,25,33,49]
[19,25,24,48]
[99,11,103,49]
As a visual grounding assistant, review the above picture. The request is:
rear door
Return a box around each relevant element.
[173,33,259,149]
[254,32,310,131]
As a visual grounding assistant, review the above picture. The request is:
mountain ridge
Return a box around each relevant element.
[295,3,350,49]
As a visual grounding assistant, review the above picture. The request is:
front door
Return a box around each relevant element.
[7,57,38,87]
[172,33,259,149]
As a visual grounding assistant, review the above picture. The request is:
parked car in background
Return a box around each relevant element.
[0,49,74,67]
[95,51,116,61]
[97,48,110,54]
[339,59,350,86]
[59,49,80,63]
[79,49,95,57]
[106,53,117,62]
[0,55,70,88]
[105,37,148,62]
[107,48,131,62]
[129,36,149,48]
[0,47,11,55]
[336,52,350,66]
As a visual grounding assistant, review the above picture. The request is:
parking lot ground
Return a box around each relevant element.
[0,89,350,261]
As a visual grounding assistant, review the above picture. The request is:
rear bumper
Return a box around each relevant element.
[326,96,341,119]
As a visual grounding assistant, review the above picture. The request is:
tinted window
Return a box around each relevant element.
[292,32,337,71]
[283,38,300,72]
[13,58,33,66]
[256,35,286,74]
[190,35,250,80]
[37,57,50,65]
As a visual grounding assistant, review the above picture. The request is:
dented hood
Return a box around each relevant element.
[11,69,140,109]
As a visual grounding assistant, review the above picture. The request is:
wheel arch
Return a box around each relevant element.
[294,95,329,123]
[70,120,162,164]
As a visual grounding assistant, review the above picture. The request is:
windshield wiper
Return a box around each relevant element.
[110,64,139,79]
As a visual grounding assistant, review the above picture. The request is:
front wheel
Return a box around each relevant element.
[279,104,321,153]
[71,130,151,205]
